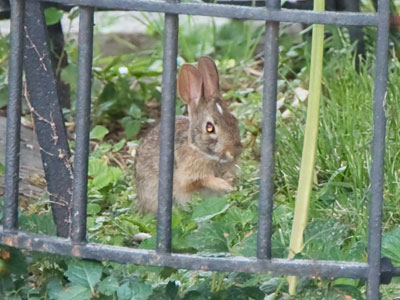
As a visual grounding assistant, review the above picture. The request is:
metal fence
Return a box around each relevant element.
[2,0,400,299]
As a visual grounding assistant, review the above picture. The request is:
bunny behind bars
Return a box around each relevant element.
[135,56,242,213]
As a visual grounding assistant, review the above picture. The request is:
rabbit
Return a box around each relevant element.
[135,56,242,214]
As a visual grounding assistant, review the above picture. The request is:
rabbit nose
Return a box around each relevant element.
[225,151,234,161]
[222,146,235,161]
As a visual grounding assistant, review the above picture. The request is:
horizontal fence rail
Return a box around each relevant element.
[0,228,370,279]
[3,0,398,299]
[36,0,379,26]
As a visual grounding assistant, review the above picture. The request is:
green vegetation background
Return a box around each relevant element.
[0,4,400,299]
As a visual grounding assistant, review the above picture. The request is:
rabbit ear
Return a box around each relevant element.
[178,64,203,107]
[198,56,220,100]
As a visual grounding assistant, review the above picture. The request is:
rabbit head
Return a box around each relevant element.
[178,56,242,163]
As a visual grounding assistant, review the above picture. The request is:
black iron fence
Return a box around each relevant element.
[2,0,400,299]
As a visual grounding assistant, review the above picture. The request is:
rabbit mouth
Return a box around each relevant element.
[189,144,230,164]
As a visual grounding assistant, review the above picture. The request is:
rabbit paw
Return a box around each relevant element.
[202,176,235,193]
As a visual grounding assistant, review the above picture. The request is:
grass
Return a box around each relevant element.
[1,8,400,300]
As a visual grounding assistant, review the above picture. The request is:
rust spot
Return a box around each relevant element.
[0,250,10,260]
[23,239,32,250]
[72,245,81,257]
[40,243,49,252]
[3,237,15,247]
[200,265,209,271]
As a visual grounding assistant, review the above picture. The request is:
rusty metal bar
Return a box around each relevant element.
[71,6,94,243]
[0,227,370,279]
[4,0,25,231]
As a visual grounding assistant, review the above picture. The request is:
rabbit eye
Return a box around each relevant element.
[206,122,215,133]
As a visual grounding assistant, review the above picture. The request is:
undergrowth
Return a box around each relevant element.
[0,5,400,300]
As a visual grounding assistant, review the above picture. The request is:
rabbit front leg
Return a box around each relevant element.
[201,176,235,193]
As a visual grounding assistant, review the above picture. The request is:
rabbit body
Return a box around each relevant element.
[135,57,242,214]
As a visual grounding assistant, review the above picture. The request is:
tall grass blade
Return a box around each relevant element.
[287,0,325,295]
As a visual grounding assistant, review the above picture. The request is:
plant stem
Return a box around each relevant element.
[287,0,325,295]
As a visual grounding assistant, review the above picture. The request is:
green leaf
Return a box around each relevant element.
[217,285,265,300]
[113,139,126,152]
[6,296,21,300]
[117,282,131,300]
[0,162,4,175]
[121,117,141,139]
[303,219,349,260]
[128,103,142,119]
[97,276,119,296]
[171,210,182,229]
[47,280,64,300]
[19,213,57,235]
[185,220,234,252]
[382,226,400,265]
[68,7,79,21]
[260,277,286,294]
[44,8,64,26]
[232,231,257,257]
[166,281,179,299]
[0,86,8,109]
[87,203,101,216]
[139,235,156,250]
[65,260,103,291]
[0,276,15,293]
[117,280,152,300]
[88,158,122,190]
[89,158,111,189]
[5,247,27,277]
[61,64,78,87]
[131,281,153,300]
[192,197,230,222]
[57,285,92,300]
[332,284,364,300]
[90,125,109,141]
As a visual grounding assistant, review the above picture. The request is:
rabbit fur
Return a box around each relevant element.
[135,56,242,213]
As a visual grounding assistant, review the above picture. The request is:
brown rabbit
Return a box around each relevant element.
[135,56,242,213]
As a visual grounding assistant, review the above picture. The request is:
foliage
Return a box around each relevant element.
[44,8,64,26]
[0,27,9,109]
[382,226,400,265]
[0,4,400,300]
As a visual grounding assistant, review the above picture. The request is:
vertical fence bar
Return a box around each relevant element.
[257,0,280,259]
[156,0,179,253]
[71,7,94,243]
[23,2,73,237]
[4,0,25,231]
[367,0,390,298]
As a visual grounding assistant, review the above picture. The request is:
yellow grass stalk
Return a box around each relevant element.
[287,0,325,295]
